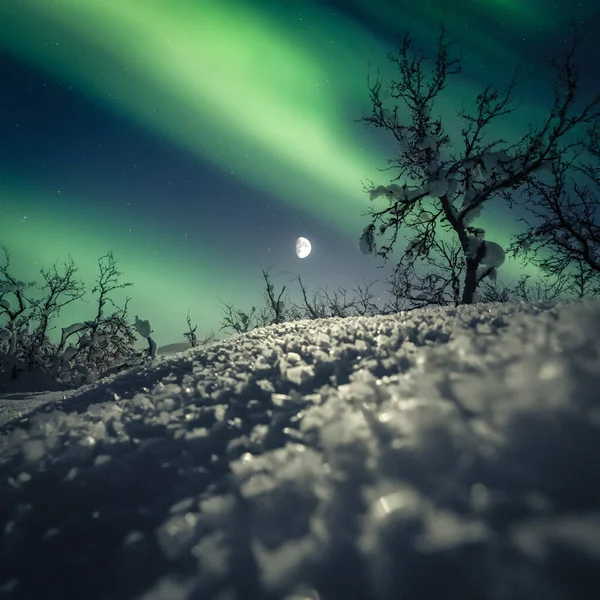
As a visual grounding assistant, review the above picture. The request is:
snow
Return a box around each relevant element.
[359,224,376,255]
[60,322,88,339]
[368,183,429,205]
[462,203,483,225]
[369,185,389,201]
[428,178,449,198]
[481,240,505,268]
[1,301,600,599]
[134,317,152,339]
[467,238,506,268]
[0,281,35,293]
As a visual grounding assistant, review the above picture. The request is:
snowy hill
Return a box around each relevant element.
[1,301,600,600]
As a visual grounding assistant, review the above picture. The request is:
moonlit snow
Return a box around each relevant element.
[1,301,600,600]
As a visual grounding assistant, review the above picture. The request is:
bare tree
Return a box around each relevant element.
[218,267,293,334]
[262,267,287,324]
[350,275,381,316]
[359,25,600,304]
[87,252,133,343]
[58,252,135,361]
[218,301,258,335]
[0,247,32,330]
[292,274,329,319]
[218,269,388,333]
[379,239,463,313]
[291,273,383,319]
[23,257,85,368]
[478,274,567,304]
[198,330,217,345]
[321,285,355,318]
[1,249,144,388]
[0,248,35,379]
[183,311,198,347]
[512,123,600,297]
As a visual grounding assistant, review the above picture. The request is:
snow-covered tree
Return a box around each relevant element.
[20,257,86,370]
[359,26,600,304]
[0,248,153,390]
[134,315,157,360]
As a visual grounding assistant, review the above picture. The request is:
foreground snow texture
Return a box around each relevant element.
[1,302,600,600]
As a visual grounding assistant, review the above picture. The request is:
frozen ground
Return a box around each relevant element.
[1,301,600,600]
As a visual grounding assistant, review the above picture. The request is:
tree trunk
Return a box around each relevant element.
[461,259,478,304]
[461,240,487,304]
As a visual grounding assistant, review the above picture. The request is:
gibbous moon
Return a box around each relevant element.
[295,236,311,258]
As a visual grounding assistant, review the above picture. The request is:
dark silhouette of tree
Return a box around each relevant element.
[512,123,600,297]
[0,248,149,389]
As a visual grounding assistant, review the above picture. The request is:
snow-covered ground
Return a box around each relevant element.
[1,301,600,600]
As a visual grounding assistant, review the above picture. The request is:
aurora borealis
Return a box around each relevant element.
[1,1,599,343]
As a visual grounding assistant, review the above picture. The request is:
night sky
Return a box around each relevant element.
[1,0,599,344]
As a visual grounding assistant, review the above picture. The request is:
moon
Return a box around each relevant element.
[295,236,311,259]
